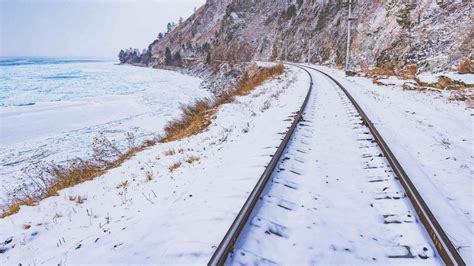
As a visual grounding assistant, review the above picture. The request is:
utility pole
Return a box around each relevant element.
[308,39,312,64]
[345,0,353,74]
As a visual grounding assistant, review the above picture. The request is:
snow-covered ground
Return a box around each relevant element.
[0,65,309,264]
[418,71,474,85]
[310,65,473,264]
[1,60,471,264]
[0,59,209,204]
[230,68,439,265]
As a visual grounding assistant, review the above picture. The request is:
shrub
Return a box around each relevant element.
[458,58,473,74]
[396,4,416,30]
[285,5,297,19]
[186,156,200,164]
[169,162,182,173]
[160,98,215,143]
[398,65,418,80]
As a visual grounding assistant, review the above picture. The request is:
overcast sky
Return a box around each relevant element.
[0,0,205,58]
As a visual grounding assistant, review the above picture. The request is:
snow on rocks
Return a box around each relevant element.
[418,72,474,85]
[0,65,308,264]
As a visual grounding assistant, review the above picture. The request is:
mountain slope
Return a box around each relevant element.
[143,0,471,72]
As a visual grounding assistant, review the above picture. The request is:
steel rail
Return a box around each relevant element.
[305,65,465,266]
[209,64,465,266]
[208,65,313,266]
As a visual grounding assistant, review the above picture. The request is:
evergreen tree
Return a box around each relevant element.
[173,51,182,66]
[165,47,172,65]
[118,49,126,63]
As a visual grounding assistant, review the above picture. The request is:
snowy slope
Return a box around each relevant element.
[310,65,473,264]
[0,65,309,264]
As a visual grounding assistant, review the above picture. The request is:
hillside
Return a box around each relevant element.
[126,0,472,73]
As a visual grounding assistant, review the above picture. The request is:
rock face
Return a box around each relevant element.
[145,0,472,72]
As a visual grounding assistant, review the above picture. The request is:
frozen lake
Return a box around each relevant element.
[0,58,210,204]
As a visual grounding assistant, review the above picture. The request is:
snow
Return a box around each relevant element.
[308,65,473,265]
[0,65,309,264]
[0,61,471,264]
[229,68,439,265]
[418,71,474,85]
[0,61,209,204]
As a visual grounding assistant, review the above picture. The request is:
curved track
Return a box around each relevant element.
[208,65,465,265]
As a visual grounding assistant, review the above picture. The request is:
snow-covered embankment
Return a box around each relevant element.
[0,65,309,264]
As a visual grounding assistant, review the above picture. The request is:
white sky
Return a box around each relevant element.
[0,0,206,58]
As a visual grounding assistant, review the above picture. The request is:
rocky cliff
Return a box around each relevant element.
[136,0,472,72]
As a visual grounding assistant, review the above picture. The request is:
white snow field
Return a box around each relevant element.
[0,65,309,264]
[0,60,209,204]
[230,68,439,265]
[308,65,473,265]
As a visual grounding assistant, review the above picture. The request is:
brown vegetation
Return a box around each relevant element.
[398,65,418,80]
[414,76,473,91]
[116,180,129,189]
[169,162,182,172]
[160,64,284,143]
[185,156,200,164]
[366,63,418,80]
[163,149,176,156]
[160,98,216,143]
[68,195,86,204]
[1,133,156,218]
[1,64,284,219]
[403,75,474,103]
[457,58,473,74]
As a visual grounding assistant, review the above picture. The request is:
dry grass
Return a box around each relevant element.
[367,63,396,78]
[1,133,156,218]
[1,64,285,219]
[260,100,271,112]
[116,180,129,189]
[403,75,474,104]
[398,65,418,80]
[415,76,473,90]
[163,149,176,156]
[169,162,182,173]
[232,64,284,96]
[145,167,154,182]
[146,172,153,182]
[185,156,200,164]
[159,98,216,143]
[457,58,473,74]
[0,197,35,219]
[160,64,284,143]
[367,63,417,80]
[68,195,86,204]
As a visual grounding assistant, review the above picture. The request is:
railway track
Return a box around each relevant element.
[208,65,465,265]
